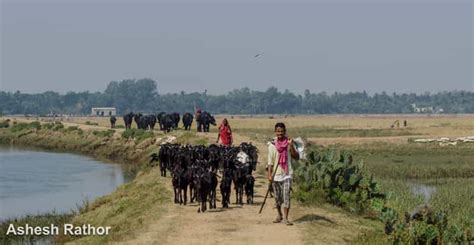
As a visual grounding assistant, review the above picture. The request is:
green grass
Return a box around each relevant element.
[347,143,474,179]
[62,169,170,244]
[0,212,73,244]
[121,129,154,142]
[93,129,115,138]
[336,143,474,243]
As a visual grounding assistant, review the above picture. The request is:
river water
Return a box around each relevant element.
[0,146,128,221]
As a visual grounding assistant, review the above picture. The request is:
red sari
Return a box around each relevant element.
[219,125,232,146]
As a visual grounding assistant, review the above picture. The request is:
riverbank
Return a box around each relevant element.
[0,120,206,244]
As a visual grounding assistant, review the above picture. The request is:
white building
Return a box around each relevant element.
[91,107,116,116]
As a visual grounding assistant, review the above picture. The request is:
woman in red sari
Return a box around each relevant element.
[216,118,233,146]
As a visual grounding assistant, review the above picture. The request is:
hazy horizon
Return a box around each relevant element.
[1,0,473,95]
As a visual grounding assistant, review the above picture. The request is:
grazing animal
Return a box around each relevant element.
[195,170,212,213]
[245,174,255,204]
[209,171,218,209]
[220,167,233,208]
[110,116,117,128]
[182,112,194,131]
[157,112,166,130]
[172,113,180,129]
[162,114,176,133]
[149,153,160,167]
[233,163,248,205]
[198,111,216,132]
[123,112,135,129]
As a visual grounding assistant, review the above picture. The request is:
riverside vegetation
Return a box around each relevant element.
[0,119,207,244]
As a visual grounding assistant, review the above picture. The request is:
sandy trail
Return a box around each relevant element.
[119,133,370,245]
[120,132,302,245]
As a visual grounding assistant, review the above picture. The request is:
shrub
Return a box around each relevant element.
[0,120,10,128]
[10,121,42,132]
[52,122,64,131]
[85,121,99,126]
[121,129,154,142]
[92,129,115,138]
[293,149,385,213]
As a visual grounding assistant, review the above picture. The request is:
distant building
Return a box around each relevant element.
[411,104,443,114]
[91,107,116,116]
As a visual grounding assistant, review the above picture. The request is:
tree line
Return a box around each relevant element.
[1,78,473,115]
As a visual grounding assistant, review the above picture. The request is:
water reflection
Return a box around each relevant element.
[0,146,132,221]
[410,182,437,202]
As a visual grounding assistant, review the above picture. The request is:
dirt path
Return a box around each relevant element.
[119,133,372,245]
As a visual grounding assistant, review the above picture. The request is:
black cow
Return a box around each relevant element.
[149,153,160,167]
[220,167,233,208]
[172,113,180,129]
[162,114,176,133]
[157,112,166,130]
[133,113,143,129]
[245,175,255,204]
[147,115,157,130]
[172,165,188,205]
[233,163,249,205]
[198,111,216,132]
[182,112,193,131]
[110,116,117,128]
[123,112,135,129]
[195,169,212,213]
[209,172,218,209]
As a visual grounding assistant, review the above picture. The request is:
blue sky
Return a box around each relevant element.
[1,0,472,95]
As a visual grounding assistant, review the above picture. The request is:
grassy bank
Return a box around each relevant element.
[0,120,208,244]
[236,122,473,243]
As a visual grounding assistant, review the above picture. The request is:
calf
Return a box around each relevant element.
[209,171,218,209]
[233,163,248,205]
[195,169,212,213]
[172,166,188,205]
[220,168,233,208]
[245,174,255,204]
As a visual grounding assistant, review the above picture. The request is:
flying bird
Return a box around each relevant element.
[254,53,262,58]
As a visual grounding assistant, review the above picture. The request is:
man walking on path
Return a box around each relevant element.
[267,122,299,225]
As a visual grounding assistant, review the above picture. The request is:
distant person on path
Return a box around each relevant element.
[267,122,299,225]
[216,118,233,146]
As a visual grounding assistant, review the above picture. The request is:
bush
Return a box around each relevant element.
[85,121,99,126]
[10,121,42,132]
[121,129,154,142]
[293,149,385,213]
[52,122,64,131]
[0,120,10,128]
[92,129,115,138]
[65,126,79,132]
[43,123,54,130]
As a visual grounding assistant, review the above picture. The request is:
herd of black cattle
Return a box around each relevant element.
[150,143,258,213]
[109,111,217,132]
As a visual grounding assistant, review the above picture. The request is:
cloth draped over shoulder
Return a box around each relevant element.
[267,137,295,181]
